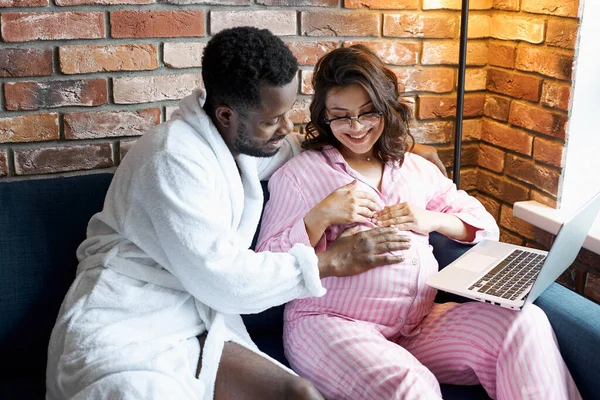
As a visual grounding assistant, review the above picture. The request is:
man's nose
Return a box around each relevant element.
[278,112,294,135]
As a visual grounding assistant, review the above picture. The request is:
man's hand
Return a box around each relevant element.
[410,143,447,177]
[316,227,411,278]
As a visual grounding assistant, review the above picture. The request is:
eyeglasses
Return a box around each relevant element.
[324,111,383,132]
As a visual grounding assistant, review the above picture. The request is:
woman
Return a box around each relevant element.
[256,45,581,400]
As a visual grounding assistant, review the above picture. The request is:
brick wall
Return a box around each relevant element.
[1,0,598,299]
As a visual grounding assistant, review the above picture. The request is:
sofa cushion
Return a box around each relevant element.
[0,174,113,378]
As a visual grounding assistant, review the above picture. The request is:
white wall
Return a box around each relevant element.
[560,0,600,211]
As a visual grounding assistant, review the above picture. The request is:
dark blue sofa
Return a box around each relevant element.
[1,173,599,399]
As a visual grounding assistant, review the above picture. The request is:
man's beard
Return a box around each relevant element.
[233,122,281,158]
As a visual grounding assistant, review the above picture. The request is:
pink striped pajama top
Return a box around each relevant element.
[256,145,500,334]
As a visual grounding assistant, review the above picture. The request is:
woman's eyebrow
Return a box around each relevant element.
[328,100,373,111]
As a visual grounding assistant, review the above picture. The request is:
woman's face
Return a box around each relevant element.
[324,83,384,157]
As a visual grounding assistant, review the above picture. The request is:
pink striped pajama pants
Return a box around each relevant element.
[283,301,581,400]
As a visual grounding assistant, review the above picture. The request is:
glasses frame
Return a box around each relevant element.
[324,111,383,130]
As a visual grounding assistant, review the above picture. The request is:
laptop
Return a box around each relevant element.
[426,190,600,310]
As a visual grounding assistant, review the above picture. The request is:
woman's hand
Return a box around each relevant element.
[373,203,438,235]
[304,180,380,246]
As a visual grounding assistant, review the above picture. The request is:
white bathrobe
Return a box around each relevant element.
[46,89,326,400]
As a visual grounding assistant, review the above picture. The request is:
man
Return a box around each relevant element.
[46,27,444,400]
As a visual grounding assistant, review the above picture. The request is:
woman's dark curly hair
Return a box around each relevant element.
[303,44,413,164]
[202,27,298,116]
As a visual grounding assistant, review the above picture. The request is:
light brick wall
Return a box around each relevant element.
[1,0,597,298]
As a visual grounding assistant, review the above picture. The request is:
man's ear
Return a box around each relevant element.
[215,105,235,128]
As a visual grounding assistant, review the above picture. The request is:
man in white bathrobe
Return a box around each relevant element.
[46,27,445,400]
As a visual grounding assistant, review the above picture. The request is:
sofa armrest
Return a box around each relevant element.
[534,283,600,400]
[428,232,600,399]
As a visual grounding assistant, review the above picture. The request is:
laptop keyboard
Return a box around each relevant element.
[468,249,546,301]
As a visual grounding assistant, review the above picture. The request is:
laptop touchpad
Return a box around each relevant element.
[456,252,499,273]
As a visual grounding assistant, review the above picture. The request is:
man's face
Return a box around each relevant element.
[230,77,298,158]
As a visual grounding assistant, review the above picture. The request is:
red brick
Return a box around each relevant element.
[546,18,579,49]
[481,118,532,155]
[395,67,455,93]
[111,10,205,38]
[478,142,505,172]
[484,94,511,121]
[417,94,485,120]
[530,189,557,208]
[212,11,296,35]
[504,154,561,195]
[120,139,136,161]
[411,121,453,144]
[56,0,151,4]
[533,137,564,167]
[344,41,419,66]
[500,204,540,240]
[289,97,311,125]
[164,42,205,68]
[14,143,114,175]
[584,273,600,303]
[500,228,525,246]
[423,0,492,9]
[491,13,545,44]
[541,80,572,111]
[465,68,487,91]
[383,12,457,39]
[0,149,6,177]
[1,12,104,42]
[476,193,501,219]
[300,70,314,95]
[459,168,478,191]
[259,0,335,5]
[516,46,574,81]
[422,40,488,66]
[486,68,541,102]
[477,170,530,204]
[162,0,248,4]
[286,41,338,66]
[488,41,516,68]
[0,0,47,6]
[64,109,161,139]
[467,14,491,38]
[578,248,600,273]
[493,0,519,11]
[4,79,107,111]
[555,265,577,295]
[113,73,203,104]
[463,118,483,141]
[303,12,380,37]
[0,113,59,143]
[521,0,581,18]
[436,144,478,170]
[508,101,568,138]
[60,44,158,74]
[345,0,417,8]
[0,48,53,77]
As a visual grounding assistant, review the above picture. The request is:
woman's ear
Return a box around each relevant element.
[215,105,235,128]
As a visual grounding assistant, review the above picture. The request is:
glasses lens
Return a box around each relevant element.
[329,118,350,132]
[358,113,381,127]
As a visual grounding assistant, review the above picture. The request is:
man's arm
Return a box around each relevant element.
[410,143,447,177]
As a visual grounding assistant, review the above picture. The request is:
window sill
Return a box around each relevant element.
[513,201,600,255]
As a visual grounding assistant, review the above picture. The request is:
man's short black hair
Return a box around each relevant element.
[202,27,298,116]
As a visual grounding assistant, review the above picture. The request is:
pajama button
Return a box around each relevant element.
[411,259,418,265]
[397,317,403,323]
[409,290,415,296]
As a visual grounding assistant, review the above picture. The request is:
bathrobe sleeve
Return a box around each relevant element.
[124,150,326,315]
[419,157,500,244]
